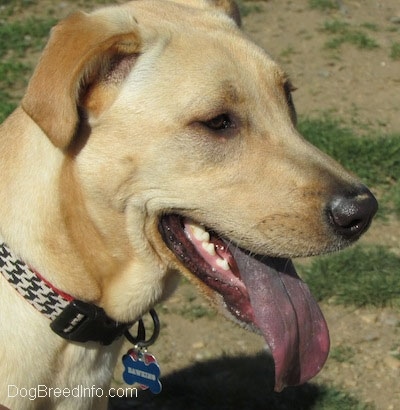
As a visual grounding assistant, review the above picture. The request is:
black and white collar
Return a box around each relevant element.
[0,240,131,345]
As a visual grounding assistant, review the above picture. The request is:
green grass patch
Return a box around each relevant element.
[391,184,400,214]
[298,116,400,216]
[177,304,216,320]
[298,116,400,187]
[0,90,17,121]
[390,42,400,60]
[330,345,356,363]
[390,345,400,361]
[360,22,379,32]
[0,18,55,58]
[0,1,35,17]
[322,19,349,34]
[0,16,56,122]
[280,45,296,58]
[0,60,30,87]
[299,246,400,308]
[313,385,374,410]
[322,20,379,50]
[236,0,262,17]
[309,0,339,11]
[382,183,400,217]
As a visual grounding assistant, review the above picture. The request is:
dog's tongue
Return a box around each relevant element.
[233,248,330,392]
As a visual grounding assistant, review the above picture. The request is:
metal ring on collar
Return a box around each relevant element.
[124,308,160,348]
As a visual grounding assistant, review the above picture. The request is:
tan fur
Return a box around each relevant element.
[0,1,371,408]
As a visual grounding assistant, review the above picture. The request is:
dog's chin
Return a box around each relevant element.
[158,213,330,392]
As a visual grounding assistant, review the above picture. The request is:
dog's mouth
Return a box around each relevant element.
[159,213,330,392]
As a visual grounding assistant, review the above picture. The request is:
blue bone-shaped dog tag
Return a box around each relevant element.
[122,349,162,394]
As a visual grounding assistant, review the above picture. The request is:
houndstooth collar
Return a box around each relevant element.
[0,240,131,345]
[0,241,72,320]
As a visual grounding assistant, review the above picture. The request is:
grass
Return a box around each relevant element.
[178,304,216,320]
[309,0,339,11]
[390,184,400,215]
[298,116,400,187]
[236,0,262,18]
[360,22,379,32]
[0,90,18,122]
[280,45,297,63]
[0,18,55,57]
[330,345,356,363]
[298,116,400,217]
[322,20,379,50]
[313,385,374,410]
[313,4,396,60]
[299,246,400,308]
[391,345,400,361]
[390,42,400,60]
[0,16,55,122]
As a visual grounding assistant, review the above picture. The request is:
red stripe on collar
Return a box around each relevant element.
[32,268,74,302]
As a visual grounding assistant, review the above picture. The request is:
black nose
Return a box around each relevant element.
[327,187,378,239]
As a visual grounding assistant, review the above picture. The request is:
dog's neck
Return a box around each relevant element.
[0,108,102,301]
[0,239,132,345]
[0,108,173,327]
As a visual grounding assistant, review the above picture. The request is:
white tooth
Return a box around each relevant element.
[202,242,216,256]
[216,258,230,271]
[201,231,210,242]
[191,225,210,242]
[189,224,203,240]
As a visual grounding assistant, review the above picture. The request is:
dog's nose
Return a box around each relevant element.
[327,187,378,239]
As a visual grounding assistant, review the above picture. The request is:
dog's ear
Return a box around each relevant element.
[21,10,140,149]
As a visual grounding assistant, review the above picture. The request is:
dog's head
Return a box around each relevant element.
[21,0,377,391]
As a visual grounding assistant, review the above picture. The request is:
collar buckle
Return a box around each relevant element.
[50,299,130,345]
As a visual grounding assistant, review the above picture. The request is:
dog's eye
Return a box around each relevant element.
[203,114,234,131]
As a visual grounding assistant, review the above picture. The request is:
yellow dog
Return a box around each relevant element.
[0,0,377,408]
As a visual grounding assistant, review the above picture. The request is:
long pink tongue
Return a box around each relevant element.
[233,249,330,392]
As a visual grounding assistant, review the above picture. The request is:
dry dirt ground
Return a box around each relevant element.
[4,0,400,409]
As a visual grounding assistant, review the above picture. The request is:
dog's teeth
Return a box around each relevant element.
[216,258,229,271]
[202,242,216,256]
[191,224,210,242]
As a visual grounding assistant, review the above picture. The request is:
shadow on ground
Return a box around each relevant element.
[109,352,325,410]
